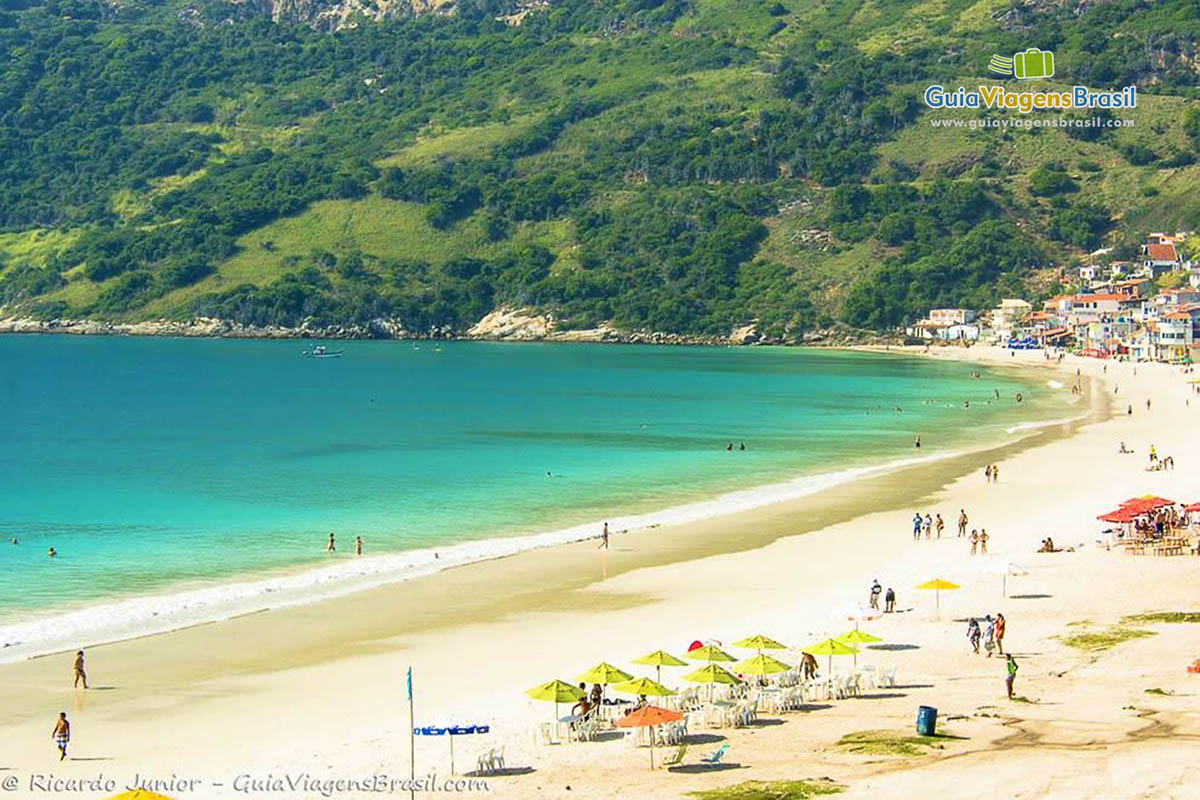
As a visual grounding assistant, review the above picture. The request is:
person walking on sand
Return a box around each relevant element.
[935,513,945,539]
[967,618,981,654]
[970,529,979,555]
[913,512,922,541]
[52,712,70,760]
[354,536,363,556]
[984,464,992,483]
[599,522,609,550]
[73,650,87,690]
[1006,655,1019,699]
[992,464,999,483]
[983,615,996,657]
[326,532,336,552]
[995,613,1006,655]
[980,528,989,555]
[870,579,882,610]
[885,587,896,613]
[958,509,968,538]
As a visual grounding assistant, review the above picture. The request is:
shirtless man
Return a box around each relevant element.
[958,509,968,538]
[73,650,88,689]
[53,712,70,760]
[326,532,336,552]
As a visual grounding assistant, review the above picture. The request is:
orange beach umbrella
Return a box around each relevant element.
[615,706,683,769]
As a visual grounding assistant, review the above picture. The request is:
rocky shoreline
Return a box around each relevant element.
[0,312,885,347]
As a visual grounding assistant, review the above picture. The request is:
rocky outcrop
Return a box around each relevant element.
[466,307,554,340]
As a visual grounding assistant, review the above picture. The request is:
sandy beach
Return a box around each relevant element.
[2,345,1199,800]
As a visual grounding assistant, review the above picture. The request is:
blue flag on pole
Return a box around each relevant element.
[407,667,413,701]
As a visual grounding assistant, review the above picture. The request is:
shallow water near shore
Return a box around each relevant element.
[0,337,1071,645]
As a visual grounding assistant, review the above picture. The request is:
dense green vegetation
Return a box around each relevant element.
[1,0,1199,336]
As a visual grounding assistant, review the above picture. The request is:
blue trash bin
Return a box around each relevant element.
[916,705,937,736]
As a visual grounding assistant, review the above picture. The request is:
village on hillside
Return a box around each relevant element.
[907,231,1200,363]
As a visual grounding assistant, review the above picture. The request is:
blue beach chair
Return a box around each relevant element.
[700,744,730,765]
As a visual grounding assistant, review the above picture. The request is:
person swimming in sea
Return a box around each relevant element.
[48,547,57,558]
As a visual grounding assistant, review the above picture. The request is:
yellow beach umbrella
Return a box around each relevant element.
[732,653,792,676]
[631,649,689,683]
[802,637,860,677]
[915,578,961,616]
[525,679,586,722]
[682,663,740,685]
[686,644,736,663]
[105,792,176,800]
[575,662,633,685]
[612,677,677,698]
[835,629,882,667]
[732,634,788,655]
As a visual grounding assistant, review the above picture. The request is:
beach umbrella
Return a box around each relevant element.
[732,653,792,676]
[682,663,740,685]
[802,637,859,677]
[612,676,676,698]
[685,644,736,663]
[985,560,1028,597]
[631,650,688,683]
[525,679,586,723]
[575,662,633,685]
[731,634,788,655]
[835,629,882,667]
[614,706,683,769]
[830,602,881,629]
[1184,502,1200,513]
[105,793,176,800]
[915,578,960,617]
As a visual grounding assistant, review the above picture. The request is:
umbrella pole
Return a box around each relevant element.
[650,727,655,770]
[1003,573,1007,598]
[450,734,455,776]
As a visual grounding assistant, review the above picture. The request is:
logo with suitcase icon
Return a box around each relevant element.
[988,49,1054,80]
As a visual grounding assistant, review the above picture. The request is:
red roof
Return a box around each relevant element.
[1145,243,1179,262]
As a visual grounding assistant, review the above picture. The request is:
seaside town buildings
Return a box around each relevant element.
[907,231,1200,363]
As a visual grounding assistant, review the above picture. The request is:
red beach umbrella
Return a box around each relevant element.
[1183,502,1200,513]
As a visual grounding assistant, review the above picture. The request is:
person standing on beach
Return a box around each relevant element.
[958,509,968,538]
[970,530,979,555]
[885,587,896,613]
[354,536,363,556]
[935,514,945,539]
[52,712,70,760]
[967,618,981,654]
[992,464,999,483]
[1006,655,1019,699]
[870,579,882,610]
[984,465,992,483]
[73,651,87,690]
[913,513,922,541]
[326,533,336,552]
[983,615,996,657]
[923,514,933,539]
[980,529,989,555]
[995,613,1006,655]
[599,522,609,550]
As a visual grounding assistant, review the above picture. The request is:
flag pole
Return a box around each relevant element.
[407,667,415,800]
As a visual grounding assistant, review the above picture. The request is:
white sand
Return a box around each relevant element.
[2,346,1198,800]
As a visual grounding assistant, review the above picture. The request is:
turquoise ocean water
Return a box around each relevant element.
[0,337,1072,651]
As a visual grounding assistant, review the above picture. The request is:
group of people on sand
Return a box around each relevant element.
[49,650,90,760]
[966,614,1006,657]
[325,532,364,555]
[969,528,990,555]
[1146,444,1175,471]
[983,464,1000,483]
[911,512,945,540]
[869,579,896,613]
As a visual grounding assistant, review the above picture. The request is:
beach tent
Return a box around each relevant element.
[614,706,683,769]
[631,650,689,683]
[915,578,960,617]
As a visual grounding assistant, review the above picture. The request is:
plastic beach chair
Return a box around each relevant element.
[700,744,730,765]
[661,742,688,768]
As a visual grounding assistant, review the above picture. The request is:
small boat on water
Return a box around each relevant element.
[302,345,344,359]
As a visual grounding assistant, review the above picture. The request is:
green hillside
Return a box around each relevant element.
[1,0,1199,338]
